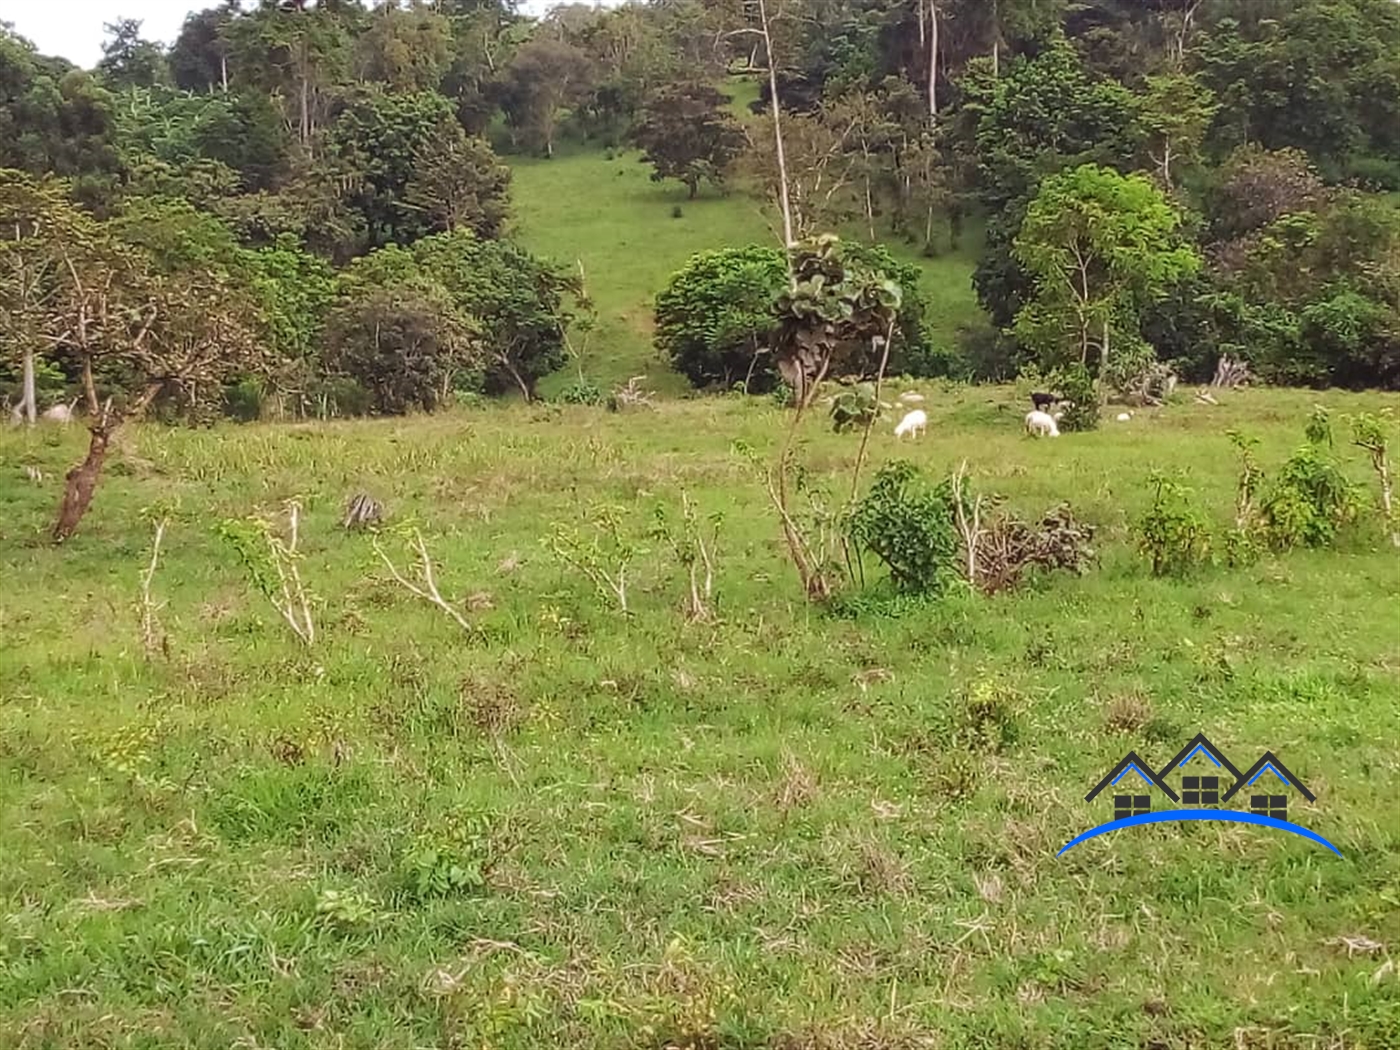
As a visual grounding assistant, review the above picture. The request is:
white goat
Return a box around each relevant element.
[1025,409,1060,437]
[42,398,78,425]
[894,408,927,440]
[1116,411,1132,422]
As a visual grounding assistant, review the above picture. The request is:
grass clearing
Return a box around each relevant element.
[509,139,984,395]
[3,386,1399,1048]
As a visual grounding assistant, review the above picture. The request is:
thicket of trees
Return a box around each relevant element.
[2,0,1399,450]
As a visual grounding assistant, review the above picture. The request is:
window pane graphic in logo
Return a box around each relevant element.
[1113,794,1151,820]
[1182,775,1220,806]
[1251,794,1288,820]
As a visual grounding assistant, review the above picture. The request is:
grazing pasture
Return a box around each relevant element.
[2,385,1398,1049]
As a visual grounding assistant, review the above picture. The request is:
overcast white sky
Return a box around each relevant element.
[0,0,609,70]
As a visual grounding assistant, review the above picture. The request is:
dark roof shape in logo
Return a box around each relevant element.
[1156,732,1244,782]
[1221,750,1317,803]
[1085,750,1180,804]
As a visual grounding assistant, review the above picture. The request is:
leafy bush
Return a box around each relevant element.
[1224,430,1266,566]
[395,817,491,903]
[1345,154,1400,192]
[1260,443,1360,550]
[324,284,477,415]
[848,460,959,595]
[1137,472,1212,576]
[948,674,1023,755]
[1349,409,1398,546]
[309,377,374,418]
[1047,364,1100,431]
[223,377,264,422]
[653,245,787,392]
[556,380,604,406]
[829,381,879,433]
[655,240,937,394]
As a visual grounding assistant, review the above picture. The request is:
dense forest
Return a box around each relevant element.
[3,0,1399,445]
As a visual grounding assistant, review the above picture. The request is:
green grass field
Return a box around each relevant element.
[3,385,1399,1048]
[509,134,985,396]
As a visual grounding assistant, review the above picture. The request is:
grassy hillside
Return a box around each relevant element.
[3,387,1399,1047]
[509,137,985,395]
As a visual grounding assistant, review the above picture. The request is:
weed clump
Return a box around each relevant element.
[1136,471,1212,577]
[848,460,959,596]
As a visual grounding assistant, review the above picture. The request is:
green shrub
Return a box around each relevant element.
[395,817,491,904]
[309,377,374,418]
[1345,154,1400,191]
[223,377,264,422]
[1260,443,1360,550]
[849,460,959,595]
[1136,472,1212,576]
[949,674,1024,755]
[829,381,879,433]
[1047,364,1099,431]
[557,380,604,406]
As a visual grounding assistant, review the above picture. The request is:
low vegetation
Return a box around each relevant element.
[4,387,1400,1048]
[3,0,1400,1046]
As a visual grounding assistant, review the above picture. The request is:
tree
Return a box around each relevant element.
[354,0,453,92]
[0,32,123,193]
[325,279,478,415]
[1012,164,1200,375]
[404,119,512,238]
[0,177,268,540]
[1196,0,1400,179]
[1138,71,1217,186]
[112,87,292,194]
[654,245,788,391]
[242,232,338,371]
[0,172,69,424]
[632,82,747,199]
[1207,145,1326,243]
[743,108,859,242]
[328,89,459,249]
[226,0,355,151]
[1204,179,1400,389]
[412,232,581,400]
[170,2,240,92]
[97,19,169,90]
[972,40,1144,212]
[497,37,596,157]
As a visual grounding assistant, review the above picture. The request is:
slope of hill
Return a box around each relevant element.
[509,143,986,395]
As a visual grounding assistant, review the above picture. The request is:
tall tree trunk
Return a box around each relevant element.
[758,0,796,269]
[928,1,939,119]
[991,0,1000,76]
[864,172,875,241]
[53,427,109,542]
[1101,318,1110,376]
[220,52,228,92]
[18,347,36,425]
[498,353,532,402]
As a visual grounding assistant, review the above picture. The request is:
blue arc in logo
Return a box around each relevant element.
[1058,809,1343,857]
